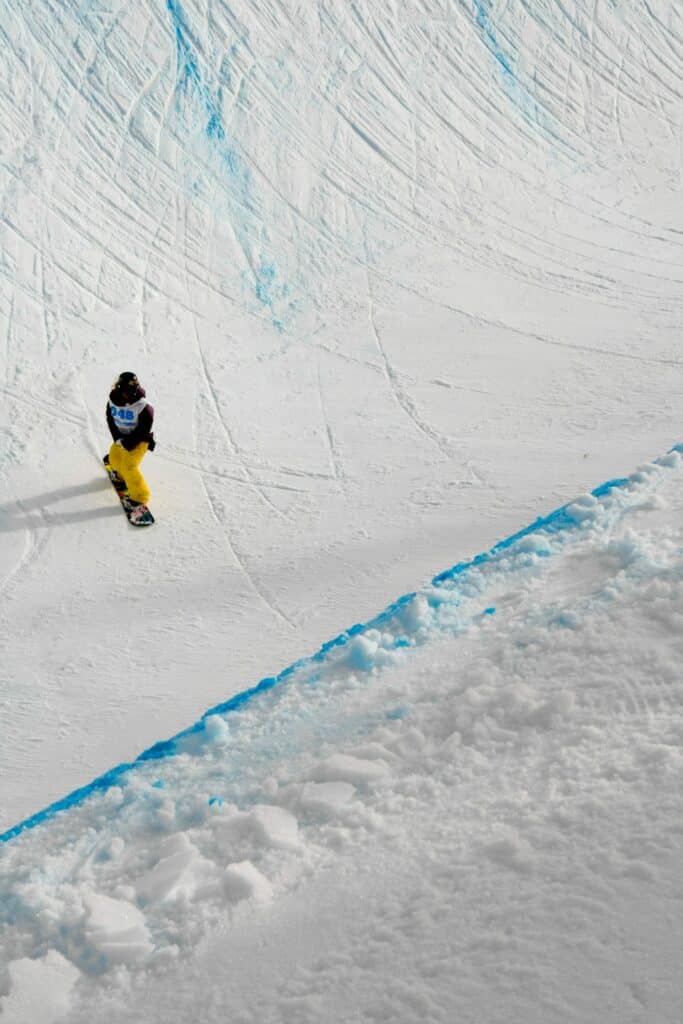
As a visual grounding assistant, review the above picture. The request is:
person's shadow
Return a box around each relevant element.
[0,479,121,531]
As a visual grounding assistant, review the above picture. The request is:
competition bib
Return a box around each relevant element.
[109,397,147,435]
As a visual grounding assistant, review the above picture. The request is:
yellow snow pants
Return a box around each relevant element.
[108,442,150,504]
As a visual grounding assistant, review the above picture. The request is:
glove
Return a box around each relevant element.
[148,438,156,452]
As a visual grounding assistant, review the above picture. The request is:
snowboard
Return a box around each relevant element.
[103,456,155,527]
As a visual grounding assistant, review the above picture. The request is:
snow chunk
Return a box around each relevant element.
[398,594,431,632]
[136,833,217,905]
[347,633,380,670]
[216,804,301,851]
[512,533,552,555]
[83,891,152,964]
[299,781,356,813]
[223,861,273,904]
[308,754,389,786]
[482,833,534,874]
[0,950,80,1024]
[656,451,680,469]
[566,494,601,523]
[204,713,230,744]
[251,804,301,849]
[498,684,575,731]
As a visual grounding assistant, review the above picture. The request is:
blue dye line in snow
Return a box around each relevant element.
[166,0,291,327]
[473,0,515,78]
[472,0,574,156]
[1,446,680,845]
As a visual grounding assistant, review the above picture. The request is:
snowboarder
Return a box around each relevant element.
[105,371,156,507]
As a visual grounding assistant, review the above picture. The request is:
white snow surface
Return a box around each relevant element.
[1,0,682,1020]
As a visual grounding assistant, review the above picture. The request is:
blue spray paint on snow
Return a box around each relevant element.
[471,0,574,156]
[473,0,515,78]
[431,475,629,586]
[1,445,680,845]
[386,706,410,721]
[166,0,292,328]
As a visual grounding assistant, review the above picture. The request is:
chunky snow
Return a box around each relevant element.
[1,0,682,1020]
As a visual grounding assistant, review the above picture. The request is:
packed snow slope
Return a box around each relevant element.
[1,0,682,831]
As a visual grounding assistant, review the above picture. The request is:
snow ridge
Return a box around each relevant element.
[1,445,682,1018]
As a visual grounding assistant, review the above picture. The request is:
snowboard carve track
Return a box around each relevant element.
[0,507,42,598]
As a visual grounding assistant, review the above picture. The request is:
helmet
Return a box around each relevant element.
[115,371,139,390]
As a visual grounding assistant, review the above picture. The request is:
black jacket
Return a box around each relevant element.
[106,385,156,451]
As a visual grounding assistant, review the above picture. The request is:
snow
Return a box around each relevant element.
[0,951,80,1024]
[82,891,153,965]
[1,0,682,1020]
